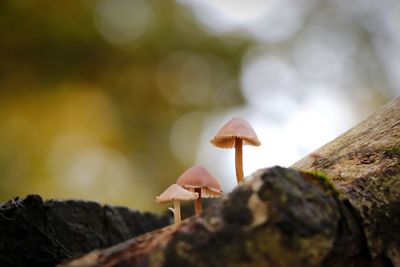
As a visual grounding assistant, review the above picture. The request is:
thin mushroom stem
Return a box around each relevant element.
[235,138,244,183]
[173,200,181,224]
[194,188,202,215]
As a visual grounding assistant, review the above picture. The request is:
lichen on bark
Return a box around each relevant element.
[292,97,400,263]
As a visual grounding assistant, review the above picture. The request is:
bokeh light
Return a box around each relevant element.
[0,0,398,213]
[94,0,153,45]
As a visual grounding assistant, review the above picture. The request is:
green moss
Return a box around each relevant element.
[305,170,337,194]
[384,147,400,158]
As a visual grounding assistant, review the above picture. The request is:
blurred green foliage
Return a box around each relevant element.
[0,0,397,213]
[0,0,246,211]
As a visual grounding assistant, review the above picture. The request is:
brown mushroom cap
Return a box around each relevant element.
[176,165,222,198]
[155,184,199,203]
[210,117,261,148]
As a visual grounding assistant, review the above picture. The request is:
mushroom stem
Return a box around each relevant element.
[235,138,244,183]
[194,188,202,215]
[173,200,181,224]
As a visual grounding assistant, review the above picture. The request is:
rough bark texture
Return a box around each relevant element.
[62,167,369,267]
[62,98,400,267]
[0,195,171,267]
[292,97,400,263]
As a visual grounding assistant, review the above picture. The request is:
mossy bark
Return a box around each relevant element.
[62,97,400,267]
[61,167,369,267]
[292,97,400,264]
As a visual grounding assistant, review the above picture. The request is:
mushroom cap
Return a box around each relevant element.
[210,117,261,148]
[176,165,222,198]
[155,184,199,203]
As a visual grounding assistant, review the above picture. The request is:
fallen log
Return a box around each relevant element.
[62,97,400,267]
[292,97,400,263]
[0,195,171,266]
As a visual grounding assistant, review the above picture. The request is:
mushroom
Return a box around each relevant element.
[156,184,199,224]
[210,117,261,184]
[176,165,222,215]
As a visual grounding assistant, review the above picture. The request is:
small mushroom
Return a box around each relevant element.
[210,117,260,184]
[176,165,222,216]
[156,184,198,224]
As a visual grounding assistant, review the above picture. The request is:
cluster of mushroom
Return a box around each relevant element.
[156,117,260,224]
[155,165,222,224]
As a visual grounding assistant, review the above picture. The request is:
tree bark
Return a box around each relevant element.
[0,195,171,267]
[61,97,400,267]
[291,97,400,265]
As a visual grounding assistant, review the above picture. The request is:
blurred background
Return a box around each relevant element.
[0,0,399,212]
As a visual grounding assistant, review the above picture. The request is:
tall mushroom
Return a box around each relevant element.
[156,184,198,224]
[210,117,261,184]
[176,165,222,215]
